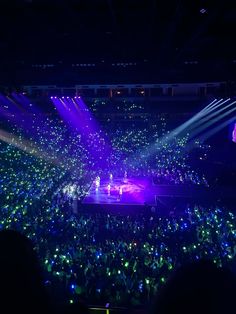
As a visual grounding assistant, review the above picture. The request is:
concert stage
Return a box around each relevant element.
[82,177,155,206]
[81,176,236,214]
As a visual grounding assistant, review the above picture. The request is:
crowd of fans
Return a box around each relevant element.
[0,101,235,309]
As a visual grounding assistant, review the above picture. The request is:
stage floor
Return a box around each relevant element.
[82,176,236,210]
[82,177,155,206]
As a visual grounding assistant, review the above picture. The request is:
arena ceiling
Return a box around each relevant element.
[0,0,235,84]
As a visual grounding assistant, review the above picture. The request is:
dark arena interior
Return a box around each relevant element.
[0,1,236,314]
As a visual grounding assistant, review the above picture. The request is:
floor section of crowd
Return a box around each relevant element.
[0,103,236,309]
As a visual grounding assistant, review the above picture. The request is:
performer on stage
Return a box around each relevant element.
[107,183,111,195]
[109,173,113,181]
[123,170,128,183]
[95,176,100,189]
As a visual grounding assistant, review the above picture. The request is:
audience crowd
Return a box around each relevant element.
[0,102,235,309]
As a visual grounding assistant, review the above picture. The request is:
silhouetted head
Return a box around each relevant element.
[153,259,236,314]
[0,229,49,313]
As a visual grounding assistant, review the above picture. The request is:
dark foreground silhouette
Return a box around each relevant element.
[0,229,52,313]
[152,259,236,314]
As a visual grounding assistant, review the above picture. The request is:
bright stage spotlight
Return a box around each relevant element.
[0,129,60,165]
[198,115,236,143]
[171,99,223,138]
[201,98,221,113]
[129,98,234,165]
[171,98,232,140]
[202,98,229,115]
[187,100,236,139]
